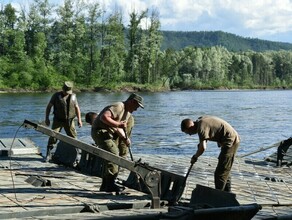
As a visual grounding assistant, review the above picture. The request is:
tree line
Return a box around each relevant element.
[0,0,291,91]
[161,31,292,52]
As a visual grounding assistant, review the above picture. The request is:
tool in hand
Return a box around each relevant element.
[174,160,195,205]
[123,127,134,161]
[183,162,194,187]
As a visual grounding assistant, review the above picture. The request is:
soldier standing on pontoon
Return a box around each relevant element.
[45,81,82,162]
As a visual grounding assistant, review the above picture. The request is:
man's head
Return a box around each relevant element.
[127,93,144,108]
[181,118,197,135]
[125,93,144,113]
[62,81,73,94]
[85,112,98,125]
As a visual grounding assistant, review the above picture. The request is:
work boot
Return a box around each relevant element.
[99,178,107,191]
[224,179,232,193]
[45,145,54,162]
[103,176,125,193]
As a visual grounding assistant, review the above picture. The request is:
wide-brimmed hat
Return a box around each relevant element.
[127,93,144,108]
[62,81,73,94]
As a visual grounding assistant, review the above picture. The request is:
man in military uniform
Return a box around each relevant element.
[91,93,143,192]
[118,114,134,159]
[45,81,82,161]
[85,112,98,125]
[181,116,240,192]
[85,111,134,159]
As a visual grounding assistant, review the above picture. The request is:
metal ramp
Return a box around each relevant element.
[0,138,40,156]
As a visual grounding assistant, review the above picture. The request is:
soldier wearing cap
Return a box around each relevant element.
[91,93,144,192]
[85,111,134,158]
[45,81,82,162]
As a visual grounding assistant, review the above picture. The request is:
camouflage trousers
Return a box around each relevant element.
[92,116,134,177]
[47,118,77,147]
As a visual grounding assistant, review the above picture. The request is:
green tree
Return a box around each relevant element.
[0,4,18,56]
[126,9,147,82]
[84,2,102,86]
[101,11,125,84]
[52,0,75,79]
[144,9,162,84]
[29,0,54,60]
[71,0,87,85]
[271,50,292,87]
[250,52,274,86]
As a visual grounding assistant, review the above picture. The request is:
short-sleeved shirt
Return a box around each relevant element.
[196,116,239,148]
[92,102,131,134]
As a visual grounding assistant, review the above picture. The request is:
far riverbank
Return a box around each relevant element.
[0,84,291,94]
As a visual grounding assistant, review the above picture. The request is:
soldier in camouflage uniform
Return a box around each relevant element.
[91,93,143,192]
[85,111,134,159]
[45,81,82,161]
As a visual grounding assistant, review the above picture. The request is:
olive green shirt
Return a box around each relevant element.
[197,116,240,148]
[92,102,131,134]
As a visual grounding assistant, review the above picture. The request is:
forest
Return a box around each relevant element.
[161,31,292,52]
[0,0,292,91]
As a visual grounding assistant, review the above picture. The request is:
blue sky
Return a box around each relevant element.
[3,0,292,43]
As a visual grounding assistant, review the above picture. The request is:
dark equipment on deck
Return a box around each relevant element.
[23,119,186,209]
[25,175,52,187]
[190,184,240,207]
[165,184,261,220]
[277,137,292,166]
[167,202,261,220]
[52,141,81,168]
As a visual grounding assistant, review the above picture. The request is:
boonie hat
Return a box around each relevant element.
[127,93,144,108]
[62,81,73,94]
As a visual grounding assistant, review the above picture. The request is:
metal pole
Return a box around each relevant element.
[174,162,194,204]
[123,127,134,161]
[183,163,194,187]
[238,141,281,158]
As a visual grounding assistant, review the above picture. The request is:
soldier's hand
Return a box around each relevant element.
[118,121,127,129]
[78,120,83,128]
[191,155,198,164]
[125,138,131,147]
[45,119,50,126]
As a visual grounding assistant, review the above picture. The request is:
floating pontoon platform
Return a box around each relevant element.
[0,137,292,219]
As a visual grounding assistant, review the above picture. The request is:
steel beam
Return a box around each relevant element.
[23,119,161,208]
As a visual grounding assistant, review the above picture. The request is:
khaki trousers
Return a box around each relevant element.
[47,119,77,146]
[214,141,239,191]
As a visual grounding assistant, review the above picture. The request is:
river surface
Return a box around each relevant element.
[1,90,291,159]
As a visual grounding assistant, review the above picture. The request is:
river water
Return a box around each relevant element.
[0,90,291,159]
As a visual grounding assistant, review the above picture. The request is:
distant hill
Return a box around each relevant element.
[161,30,292,52]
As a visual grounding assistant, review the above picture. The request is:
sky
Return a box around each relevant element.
[3,0,292,43]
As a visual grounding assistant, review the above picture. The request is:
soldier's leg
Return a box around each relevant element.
[63,119,81,166]
[214,147,234,191]
[46,120,62,161]
[63,119,77,138]
[223,176,232,192]
[215,142,239,191]
[118,141,129,158]
[96,131,122,192]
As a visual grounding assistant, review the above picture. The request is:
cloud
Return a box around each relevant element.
[223,0,292,36]
[2,0,292,43]
[104,0,292,42]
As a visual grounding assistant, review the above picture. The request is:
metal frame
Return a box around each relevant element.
[23,120,161,208]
